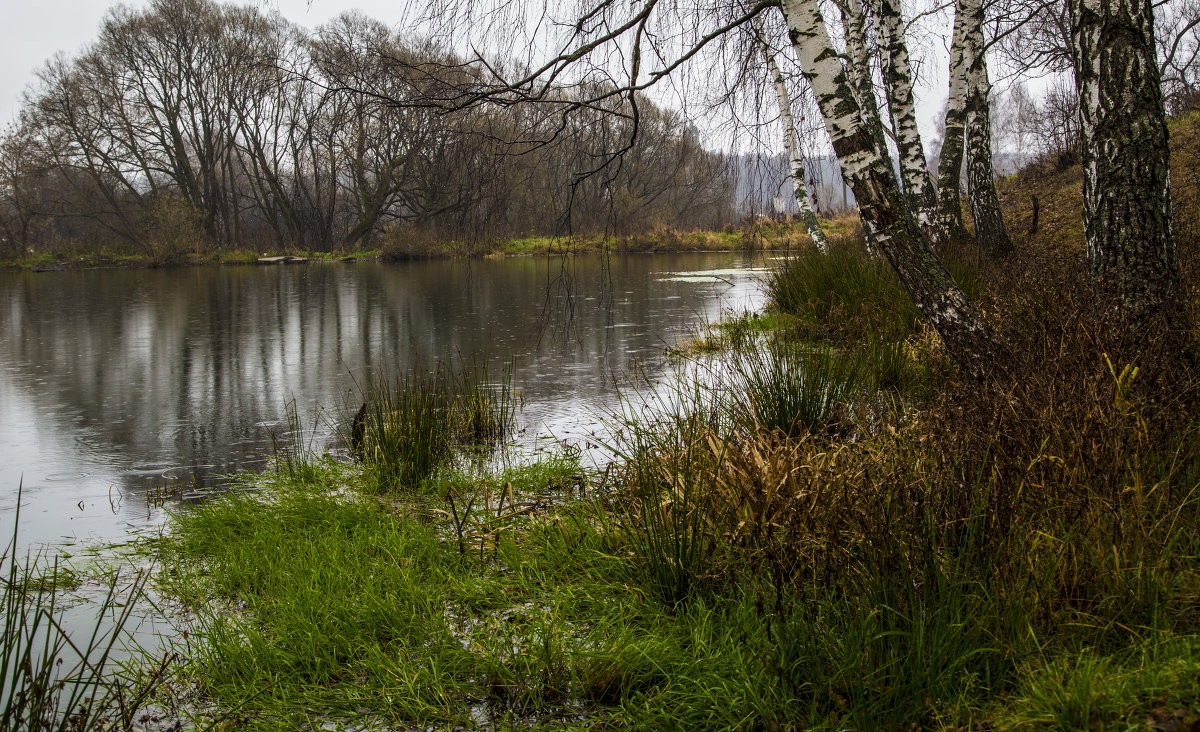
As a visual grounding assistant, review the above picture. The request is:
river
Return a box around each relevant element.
[0,253,767,553]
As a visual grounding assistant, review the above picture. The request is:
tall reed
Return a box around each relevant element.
[611,384,724,606]
[766,243,920,339]
[270,399,324,483]
[351,358,513,491]
[726,340,864,437]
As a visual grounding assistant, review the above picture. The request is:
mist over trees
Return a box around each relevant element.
[0,0,733,260]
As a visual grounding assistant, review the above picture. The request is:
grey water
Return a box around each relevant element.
[0,253,767,553]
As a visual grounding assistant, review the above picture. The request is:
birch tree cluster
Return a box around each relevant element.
[404,0,1193,365]
[0,0,733,259]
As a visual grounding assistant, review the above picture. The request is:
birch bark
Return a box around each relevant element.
[839,0,890,161]
[780,0,998,373]
[872,0,945,246]
[754,22,830,252]
[1067,0,1181,321]
[936,3,972,242]
[961,0,1013,254]
[839,0,891,251]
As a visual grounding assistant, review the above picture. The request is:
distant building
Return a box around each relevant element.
[725,152,855,216]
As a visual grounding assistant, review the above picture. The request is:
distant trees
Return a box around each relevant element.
[0,0,732,257]
[3,0,1192,356]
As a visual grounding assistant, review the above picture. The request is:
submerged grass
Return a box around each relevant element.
[2,494,164,730]
[348,358,514,493]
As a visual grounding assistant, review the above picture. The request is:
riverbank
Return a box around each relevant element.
[136,226,1200,728]
[0,217,856,272]
[8,156,1200,725]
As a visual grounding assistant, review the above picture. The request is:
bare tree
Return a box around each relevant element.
[1157,0,1200,113]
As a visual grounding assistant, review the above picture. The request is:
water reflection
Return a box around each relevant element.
[0,253,765,549]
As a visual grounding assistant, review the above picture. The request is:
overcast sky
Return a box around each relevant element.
[0,0,955,149]
[0,1,411,125]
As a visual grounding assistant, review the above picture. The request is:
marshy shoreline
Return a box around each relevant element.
[7,115,1200,726]
[8,218,1200,729]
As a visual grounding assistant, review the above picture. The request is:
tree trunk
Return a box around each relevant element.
[937,2,972,242]
[1067,0,1181,322]
[754,23,829,252]
[962,0,1014,254]
[839,0,892,252]
[873,0,945,247]
[780,0,999,375]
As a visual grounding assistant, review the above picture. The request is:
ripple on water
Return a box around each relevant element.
[44,472,91,482]
[122,463,178,476]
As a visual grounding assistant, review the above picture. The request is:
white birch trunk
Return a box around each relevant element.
[839,0,888,158]
[1068,0,1180,321]
[838,0,891,252]
[872,0,944,246]
[936,2,971,241]
[961,0,1013,254]
[754,23,829,252]
[779,0,998,374]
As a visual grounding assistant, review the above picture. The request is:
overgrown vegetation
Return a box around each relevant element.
[346,358,514,492]
[142,203,1200,728]
[14,113,1200,729]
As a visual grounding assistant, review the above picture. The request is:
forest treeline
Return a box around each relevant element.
[0,0,734,262]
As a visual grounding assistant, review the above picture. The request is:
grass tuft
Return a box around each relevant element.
[349,358,513,492]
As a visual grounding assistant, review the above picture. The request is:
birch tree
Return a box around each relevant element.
[415,0,1001,370]
[779,0,998,370]
[753,17,829,251]
[936,4,973,242]
[838,0,894,252]
[871,0,946,246]
[961,0,1014,254]
[1067,0,1181,320]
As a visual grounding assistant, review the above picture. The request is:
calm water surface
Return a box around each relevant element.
[0,253,766,552]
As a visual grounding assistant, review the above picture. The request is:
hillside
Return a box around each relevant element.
[994,111,1200,281]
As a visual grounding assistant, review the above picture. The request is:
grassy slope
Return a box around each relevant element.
[993,111,1200,265]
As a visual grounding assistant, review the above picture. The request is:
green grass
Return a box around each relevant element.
[157,470,795,728]
[156,442,1200,729]
[996,636,1200,730]
[348,358,514,493]
[766,242,922,339]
